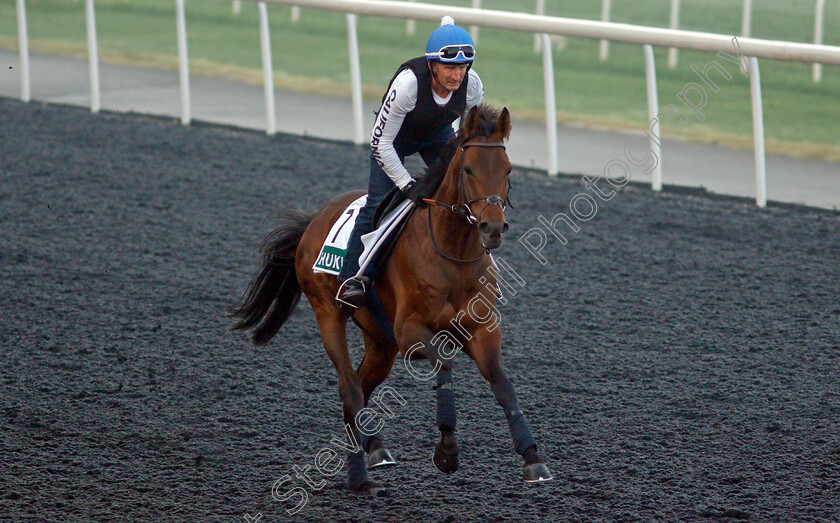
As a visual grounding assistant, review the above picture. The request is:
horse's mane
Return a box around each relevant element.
[414,104,503,199]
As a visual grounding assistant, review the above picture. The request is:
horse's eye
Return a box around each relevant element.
[464,166,473,176]
[505,167,512,177]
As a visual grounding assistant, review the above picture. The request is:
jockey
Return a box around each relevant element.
[336,16,484,308]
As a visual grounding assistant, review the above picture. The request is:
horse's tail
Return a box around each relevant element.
[230,209,315,345]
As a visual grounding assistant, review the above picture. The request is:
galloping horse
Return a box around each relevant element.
[231,105,552,495]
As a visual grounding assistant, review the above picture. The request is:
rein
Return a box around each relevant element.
[422,139,509,264]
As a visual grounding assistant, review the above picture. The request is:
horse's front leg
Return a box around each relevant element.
[465,329,553,483]
[400,318,460,473]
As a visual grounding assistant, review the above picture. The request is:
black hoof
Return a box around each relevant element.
[523,462,553,483]
[433,441,460,473]
[352,480,388,497]
[368,448,396,469]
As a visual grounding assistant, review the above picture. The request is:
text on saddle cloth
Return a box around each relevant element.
[313,195,414,277]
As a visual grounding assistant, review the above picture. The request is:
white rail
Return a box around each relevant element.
[257,0,840,64]
[251,0,839,208]
[13,0,840,208]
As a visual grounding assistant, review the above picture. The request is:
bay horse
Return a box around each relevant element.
[231,105,553,495]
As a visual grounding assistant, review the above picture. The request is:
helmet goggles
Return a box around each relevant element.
[426,44,475,63]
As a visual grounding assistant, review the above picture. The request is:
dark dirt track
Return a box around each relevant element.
[2,97,839,522]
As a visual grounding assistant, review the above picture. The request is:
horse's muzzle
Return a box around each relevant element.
[478,220,509,250]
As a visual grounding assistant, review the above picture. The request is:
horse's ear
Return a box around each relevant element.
[464,106,481,136]
[494,107,511,140]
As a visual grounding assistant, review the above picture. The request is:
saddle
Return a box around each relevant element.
[372,187,407,229]
[312,189,415,280]
[366,188,415,280]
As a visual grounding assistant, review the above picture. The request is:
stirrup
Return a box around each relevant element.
[336,277,367,309]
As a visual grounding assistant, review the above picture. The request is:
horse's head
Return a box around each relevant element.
[457,105,512,250]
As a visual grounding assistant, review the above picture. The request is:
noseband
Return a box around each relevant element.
[423,140,511,264]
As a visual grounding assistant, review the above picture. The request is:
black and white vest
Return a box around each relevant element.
[381,56,469,143]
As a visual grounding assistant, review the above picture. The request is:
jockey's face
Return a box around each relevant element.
[430,62,469,97]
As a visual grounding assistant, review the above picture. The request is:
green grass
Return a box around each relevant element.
[2,0,839,159]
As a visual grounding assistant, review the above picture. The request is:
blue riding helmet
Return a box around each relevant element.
[425,16,475,64]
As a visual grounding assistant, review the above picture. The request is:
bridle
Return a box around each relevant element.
[423,138,512,264]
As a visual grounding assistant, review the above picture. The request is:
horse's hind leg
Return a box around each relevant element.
[312,305,386,496]
[357,330,399,469]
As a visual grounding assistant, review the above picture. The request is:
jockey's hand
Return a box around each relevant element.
[401,181,427,208]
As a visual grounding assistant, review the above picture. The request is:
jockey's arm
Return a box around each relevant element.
[370,70,417,190]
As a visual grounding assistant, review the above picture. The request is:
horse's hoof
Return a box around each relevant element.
[353,480,388,497]
[433,441,460,473]
[523,462,553,483]
[368,448,396,469]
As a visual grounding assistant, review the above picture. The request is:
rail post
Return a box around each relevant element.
[85,0,100,113]
[814,0,826,82]
[600,0,611,61]
[540,34,558,176]
[346,13,365,145]
[258,2,277,135]
[534,0,545,53]
[470,0,480,43]
[748,57,766,208]
[643,45,663,191]
[741,0,752,38]
[174,0,191,125]
[668,0,680,68]
[406,0,416,35]
[15,0,30,102]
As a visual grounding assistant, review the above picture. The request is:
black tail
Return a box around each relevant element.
[230,209,315,345]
